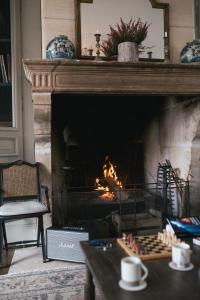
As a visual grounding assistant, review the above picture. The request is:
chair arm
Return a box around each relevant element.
[41,185,51,212]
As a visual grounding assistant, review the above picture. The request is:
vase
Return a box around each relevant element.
[180,40,200,63]
[46,35,75,59]
[118,42,139,62]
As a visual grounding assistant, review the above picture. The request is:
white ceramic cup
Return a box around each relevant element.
[172,242,191,268]
[121,256,148,286]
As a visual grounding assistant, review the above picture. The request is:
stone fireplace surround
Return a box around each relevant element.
[23,60,200,225]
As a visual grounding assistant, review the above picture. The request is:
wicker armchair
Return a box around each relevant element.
[0,160,50,263]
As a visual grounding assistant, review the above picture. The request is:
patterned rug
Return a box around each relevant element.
[0,265,86,300]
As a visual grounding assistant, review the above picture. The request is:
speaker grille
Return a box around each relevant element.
[46,227,89,263]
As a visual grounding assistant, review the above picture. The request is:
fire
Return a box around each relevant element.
[95,156,123,200]
[95,178,114,199]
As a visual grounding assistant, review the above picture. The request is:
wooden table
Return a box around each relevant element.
[80,239,200,300]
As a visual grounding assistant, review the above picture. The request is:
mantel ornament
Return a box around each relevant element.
[180,40,200,63]
[46,35,75,59]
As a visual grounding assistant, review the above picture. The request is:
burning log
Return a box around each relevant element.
[99,177,129,201]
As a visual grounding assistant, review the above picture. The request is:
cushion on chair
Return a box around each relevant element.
[0,200,48,216]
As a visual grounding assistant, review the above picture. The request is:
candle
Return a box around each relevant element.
[96,29,100,35]
[164,32,168,38]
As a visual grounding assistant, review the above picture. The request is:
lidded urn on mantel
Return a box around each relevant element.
[101,17,150,62]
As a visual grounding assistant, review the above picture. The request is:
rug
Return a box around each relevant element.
[0,265,86,300]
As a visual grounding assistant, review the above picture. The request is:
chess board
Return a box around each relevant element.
[117,235,172,260]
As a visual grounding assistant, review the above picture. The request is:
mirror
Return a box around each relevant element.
[75,0,169,61]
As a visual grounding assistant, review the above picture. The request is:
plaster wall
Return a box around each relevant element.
[144,98,200,214]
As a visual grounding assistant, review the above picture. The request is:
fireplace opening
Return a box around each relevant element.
[52,95,164,185]
[51,95,167,234]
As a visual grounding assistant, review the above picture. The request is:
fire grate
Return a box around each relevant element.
[65,180,190,237]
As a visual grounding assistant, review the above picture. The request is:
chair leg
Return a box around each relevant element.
[38,216,46,262]
[2,221,8,251]
[37,218,40,247]
[0,220,3,265]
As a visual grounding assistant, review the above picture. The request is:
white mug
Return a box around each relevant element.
[121,256,148,286]
[172,242,191,268]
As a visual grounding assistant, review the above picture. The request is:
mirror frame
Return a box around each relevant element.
[194,0,200,39]
[74,0,170,60]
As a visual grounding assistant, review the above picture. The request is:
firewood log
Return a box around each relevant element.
[102,177,128,201]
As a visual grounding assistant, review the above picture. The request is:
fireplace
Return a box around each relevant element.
[23,60,200,233]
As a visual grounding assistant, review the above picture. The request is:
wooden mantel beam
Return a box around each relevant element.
[23,59,200,95]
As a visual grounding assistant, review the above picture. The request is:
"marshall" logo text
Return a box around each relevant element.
[59,242,75,249]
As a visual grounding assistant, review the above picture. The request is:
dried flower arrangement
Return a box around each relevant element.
[101,18,151,57]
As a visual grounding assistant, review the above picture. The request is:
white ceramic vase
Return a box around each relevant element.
[118,41,139,62]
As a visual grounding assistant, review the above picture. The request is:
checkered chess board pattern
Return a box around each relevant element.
[117,234,172,260]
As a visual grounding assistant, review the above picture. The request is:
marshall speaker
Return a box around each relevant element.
[46,226,89,263]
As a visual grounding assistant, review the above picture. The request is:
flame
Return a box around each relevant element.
[95,156,122,199]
